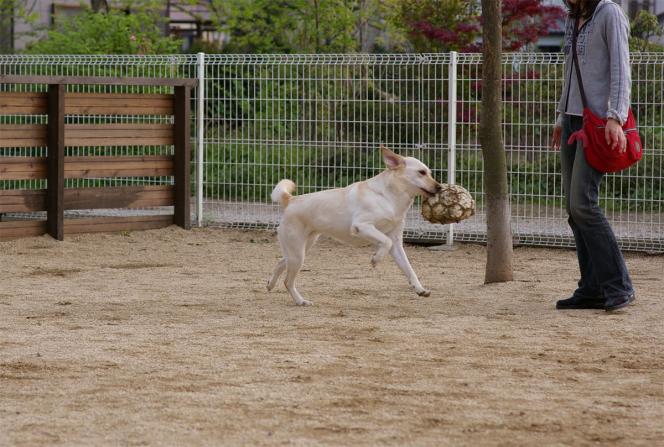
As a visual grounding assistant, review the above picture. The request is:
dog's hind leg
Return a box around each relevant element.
[267,258,287,291]
[283,249,312,306]
[267,233,318,292]
[278,227,314,306]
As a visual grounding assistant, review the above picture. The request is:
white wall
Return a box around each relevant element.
[13,0,84,51]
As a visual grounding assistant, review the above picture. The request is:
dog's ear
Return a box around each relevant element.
[381,145,404,170]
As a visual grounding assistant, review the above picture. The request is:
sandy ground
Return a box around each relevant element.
[0,227,663,447]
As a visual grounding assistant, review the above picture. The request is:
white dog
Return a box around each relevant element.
[268,145,442,306]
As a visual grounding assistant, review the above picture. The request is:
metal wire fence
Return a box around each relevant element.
[1,53,662,252]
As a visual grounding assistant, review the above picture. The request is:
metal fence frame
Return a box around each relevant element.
[1,53,662,252]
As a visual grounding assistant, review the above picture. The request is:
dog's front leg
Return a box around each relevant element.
[351,223,393,267]
[389,237,431,297]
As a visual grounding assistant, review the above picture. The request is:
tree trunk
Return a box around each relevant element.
[0,1,13,54]
[480,0,513,283]
[90,0,109,13]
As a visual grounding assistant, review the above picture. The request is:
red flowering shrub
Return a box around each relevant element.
[407,0,565,52]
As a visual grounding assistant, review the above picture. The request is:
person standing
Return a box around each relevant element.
[550,0,635,311]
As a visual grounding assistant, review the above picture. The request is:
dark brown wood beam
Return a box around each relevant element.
[173,85,191,230]
[46,83,65,241]
[0,75,196,88]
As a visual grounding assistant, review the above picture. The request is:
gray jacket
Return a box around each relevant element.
[556,0,631,125]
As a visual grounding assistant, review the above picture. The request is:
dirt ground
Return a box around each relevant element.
[1,227,663,447]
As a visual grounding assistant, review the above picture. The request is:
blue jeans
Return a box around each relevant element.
[560,115,633,300]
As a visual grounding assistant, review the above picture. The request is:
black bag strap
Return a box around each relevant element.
[571,18,589,109]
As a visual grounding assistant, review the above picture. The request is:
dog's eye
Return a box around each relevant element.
[418,170,427,176]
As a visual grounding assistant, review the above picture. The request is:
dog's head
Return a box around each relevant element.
[381,145,442,197]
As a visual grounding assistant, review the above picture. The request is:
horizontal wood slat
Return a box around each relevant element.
[0,92,46,114]
[0,155,173,180]
[0,220,47,240]
[65,185,174,210]
[66,93,174,115]
[0,124,173,148]
[0,75,196,87]
[0,157,47,179]
[0,125,47,147]
[0,189,46,212]
[65,155,174,178]
[0,92,174,116]
[65,215,173,234]
[66,124,174,147]
[0,215,173,240]
[0,185,174,212]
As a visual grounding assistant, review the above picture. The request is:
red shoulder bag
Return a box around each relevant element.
[566,18,643,173]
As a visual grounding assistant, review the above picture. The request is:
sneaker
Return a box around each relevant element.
[605,293,635,312]
[556,295,605,310]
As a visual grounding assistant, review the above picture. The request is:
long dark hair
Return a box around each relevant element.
[562,0,601,19]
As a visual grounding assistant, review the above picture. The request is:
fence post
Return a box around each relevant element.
[174,84,191,230]
[46,83,64,240]
[196,52,205,227]
[446,51,458,247]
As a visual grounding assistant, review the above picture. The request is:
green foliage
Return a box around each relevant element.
[386,0,477,52]
[180,0,386,53]
[0,0,40,53]
[629,10,664,52]
[385,0,564,52]
[217,0,359,53]
[25,8,181,54]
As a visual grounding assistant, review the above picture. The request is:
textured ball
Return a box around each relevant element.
[421,184,475,224]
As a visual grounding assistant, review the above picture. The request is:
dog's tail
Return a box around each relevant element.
[271,179,296,208]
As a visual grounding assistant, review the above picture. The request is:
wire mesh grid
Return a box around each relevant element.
[0,53,662,252]
[200,54,439,233]
[200,53,662,252]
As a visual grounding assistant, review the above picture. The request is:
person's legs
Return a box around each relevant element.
[564,120,634,308]
[559,115,602,305]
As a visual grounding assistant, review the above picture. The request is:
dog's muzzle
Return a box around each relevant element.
[421,184,442,197]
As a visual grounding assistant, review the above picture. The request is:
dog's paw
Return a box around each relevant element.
[417,289,431,297]
[371,253,384,267]
[295,299,313,306]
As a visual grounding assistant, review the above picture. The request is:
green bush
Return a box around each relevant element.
[25,9,181,55]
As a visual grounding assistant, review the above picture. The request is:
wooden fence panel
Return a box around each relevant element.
[0,76,191,241]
